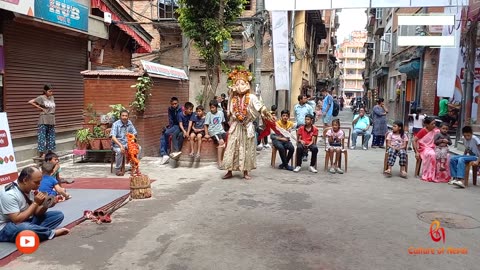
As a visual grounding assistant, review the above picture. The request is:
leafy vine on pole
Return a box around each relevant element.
[130,76,153,113]
[177,0,246,107]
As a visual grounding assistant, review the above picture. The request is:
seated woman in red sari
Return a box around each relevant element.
[413,116,451,182]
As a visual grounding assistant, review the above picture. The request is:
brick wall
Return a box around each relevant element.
[121,0,161,51]
[421,48,439,116]
[83,76,189,157]
[91,38,132,69]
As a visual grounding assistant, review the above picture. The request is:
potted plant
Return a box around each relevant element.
[90,126,104,150]
[82,103,99,132]
[107,104,126,123]
[101,128,112,150]
[75,128,92,150]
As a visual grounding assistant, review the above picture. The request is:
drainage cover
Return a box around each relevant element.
[417,211,480,229]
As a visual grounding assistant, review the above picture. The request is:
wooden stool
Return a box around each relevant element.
[110,150,126,175]
[464,161,478,187]
[271,145,294,168]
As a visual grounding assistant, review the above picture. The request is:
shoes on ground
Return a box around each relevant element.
[362,146,368,150]
[284,165,294,171]
[329,167,336,174]
[170,151,182,160]
[309,166,318,173]
[350,146,356,150]
[293,166,301,172]
[160,155,170,165]
[336,168,344,174]
[448,179,456,185]
[453,180,465,188]
[60,178,75,184]
[264,144,271,149]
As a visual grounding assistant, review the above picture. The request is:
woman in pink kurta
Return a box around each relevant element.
[413,117,451,182]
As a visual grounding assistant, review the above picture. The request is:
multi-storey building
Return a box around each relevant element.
[337,30,367,98]
[364,7,443,125]
[316,9,340,96]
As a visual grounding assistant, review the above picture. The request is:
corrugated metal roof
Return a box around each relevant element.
[80,69,145,77]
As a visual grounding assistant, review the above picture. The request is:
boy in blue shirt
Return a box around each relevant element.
[39,162,71,200]
[170,102,194,160]
[160,97,183,164]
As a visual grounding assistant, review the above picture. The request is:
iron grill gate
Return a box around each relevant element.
[3,22,87,138]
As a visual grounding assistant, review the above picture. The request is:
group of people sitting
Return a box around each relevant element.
[382,114,477,189]
[0,153,72,244]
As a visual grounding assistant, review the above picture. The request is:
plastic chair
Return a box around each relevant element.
[383,131,409,173]
[323,127,350,172]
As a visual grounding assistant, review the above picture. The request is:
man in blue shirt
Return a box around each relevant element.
[321,88,334,128]
[294,94,314,128]
[160,97,183,164]
[110,109,138,176]
[351,108,371,150]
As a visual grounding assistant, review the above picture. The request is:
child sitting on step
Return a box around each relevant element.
[188,105,206,159]
[205,99,227,167]
[384,121,409,178]
[39,162,71,201]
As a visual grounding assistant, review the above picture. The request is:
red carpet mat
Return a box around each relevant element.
[66,177,154,190]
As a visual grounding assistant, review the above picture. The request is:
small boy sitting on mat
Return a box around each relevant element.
[39,162,71,202]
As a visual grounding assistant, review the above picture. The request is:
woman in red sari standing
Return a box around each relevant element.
[413,117,451,182]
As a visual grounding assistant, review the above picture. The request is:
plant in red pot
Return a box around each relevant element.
[101,128,112,150]
[90,126,104,150]
[75,128,91,150]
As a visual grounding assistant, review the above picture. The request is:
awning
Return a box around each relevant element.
[91,0,152,53]
[398,59,420,77]
[141,60,188,80]
[373,67,389,78]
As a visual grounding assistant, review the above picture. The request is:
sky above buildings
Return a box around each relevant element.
[336,9,368,42]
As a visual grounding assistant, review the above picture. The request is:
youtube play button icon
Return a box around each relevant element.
[15,230,40,254]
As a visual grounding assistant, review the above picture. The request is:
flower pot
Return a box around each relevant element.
[90,139,102,150]
[76,141,89,150]
[101,138,112,150]
[82,123,96,133]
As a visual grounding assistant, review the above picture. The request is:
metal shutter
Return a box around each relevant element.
[3,21,87,138]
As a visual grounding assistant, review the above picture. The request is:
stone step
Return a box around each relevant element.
[13,133,75,169]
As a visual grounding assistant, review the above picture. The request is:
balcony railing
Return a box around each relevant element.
[342,52,366,58]
[343,63,365,69]
[344,74,363,80]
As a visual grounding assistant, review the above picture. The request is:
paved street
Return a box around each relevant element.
[5,109,480,270]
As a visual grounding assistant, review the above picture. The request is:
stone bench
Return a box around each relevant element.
[172,137,228,167]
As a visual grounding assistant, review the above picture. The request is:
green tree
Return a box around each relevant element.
[177,0,246,107]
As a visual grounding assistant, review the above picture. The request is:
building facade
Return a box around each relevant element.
[364,7,442,126]
[337,30,367,98]
[0,0,152,163]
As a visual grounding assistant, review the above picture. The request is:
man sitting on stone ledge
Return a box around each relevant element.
[110,109,138,176]
[0,166,69,243]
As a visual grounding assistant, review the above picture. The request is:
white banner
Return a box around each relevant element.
[436,7,462,98]
[265,0,467,11]
[271,11,290,91]
[0,113,18,185]
[0,0,34,16]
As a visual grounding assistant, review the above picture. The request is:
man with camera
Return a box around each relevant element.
[0,166,69,242]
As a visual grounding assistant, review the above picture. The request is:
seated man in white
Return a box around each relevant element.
[110,109,138,176]
[0,166,69,242]
[351,108,371,150]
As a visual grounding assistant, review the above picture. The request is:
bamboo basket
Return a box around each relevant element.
[130,174,152,199]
